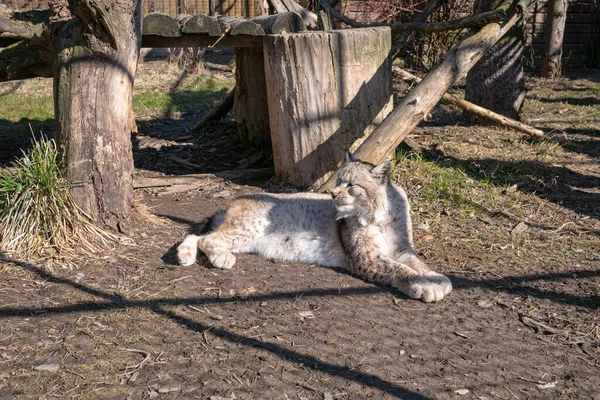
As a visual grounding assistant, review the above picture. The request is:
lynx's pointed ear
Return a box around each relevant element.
[345,152,360,163]
[371,161,392,180]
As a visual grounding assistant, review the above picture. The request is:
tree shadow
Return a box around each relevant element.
[533,96,600,107]
[426,154,600,220]
[0,118,55,167]
[0,256,429,400]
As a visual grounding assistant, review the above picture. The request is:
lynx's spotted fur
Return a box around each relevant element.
[177,154,452,302]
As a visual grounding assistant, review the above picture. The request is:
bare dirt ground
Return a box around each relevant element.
[0,60,599,399]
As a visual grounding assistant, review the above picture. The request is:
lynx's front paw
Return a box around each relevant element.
[424,272,453,296]
[406,276,447,303]
[177,235,199,266]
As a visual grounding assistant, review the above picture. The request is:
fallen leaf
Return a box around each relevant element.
[298,311,315,319]
[454,388,470,395]
[537,381,558,389]
[422,235,434,242]
[34,363,60,372]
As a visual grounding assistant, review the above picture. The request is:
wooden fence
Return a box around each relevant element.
[4,0,262,18]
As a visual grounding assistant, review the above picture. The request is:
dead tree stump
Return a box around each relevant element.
[263,27,393,187]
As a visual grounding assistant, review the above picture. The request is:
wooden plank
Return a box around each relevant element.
[182,14,222,36]
[250,12,306,34]
[142,12,180,37]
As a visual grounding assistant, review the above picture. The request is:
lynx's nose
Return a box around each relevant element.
[330,187,342,198]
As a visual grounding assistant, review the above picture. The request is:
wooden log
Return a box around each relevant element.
[182,14,222,36]
[264,27,393,187]
[250,12,306,34]
[395,67,567,144]
[192,87,236,132]
[217,16,265,36]
[235,47,270,145]
[142,13,180,37]
[317,0,537,193]
[133,168,275,188]
[141,34,263,48]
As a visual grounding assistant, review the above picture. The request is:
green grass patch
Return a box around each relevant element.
[0,91,54,122]
[0,137,118,259]
[133,76,233,117]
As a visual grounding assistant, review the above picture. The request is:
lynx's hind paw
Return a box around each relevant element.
[208,249,236,269]
[177,235,200,266]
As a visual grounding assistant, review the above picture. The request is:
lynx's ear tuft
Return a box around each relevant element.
[345,152,361,164]
[371,161,392,180]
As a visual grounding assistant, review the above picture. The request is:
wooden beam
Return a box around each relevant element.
[141,34,263,48]
[395,67,567,144]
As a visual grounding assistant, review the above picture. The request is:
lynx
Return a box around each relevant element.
[177,154,452,302]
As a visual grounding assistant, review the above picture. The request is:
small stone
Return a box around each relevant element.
[148,389,159,399]
[34,363,60,372]
[477,299,494,308]
[454,389,470,395]
[210,315,224,321]
[158,384,181,393]
[399,350,406,356]
[298,311,315,319]
[323,393,333,400]
[511,221,528,236]
[212,190,231,199]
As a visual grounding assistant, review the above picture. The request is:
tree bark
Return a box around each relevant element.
[318,0,536,193]
[51,0,142,232]
[464,0,526,121]
[541,0,567,78]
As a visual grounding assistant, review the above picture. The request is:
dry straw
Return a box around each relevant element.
[0,136,120,260]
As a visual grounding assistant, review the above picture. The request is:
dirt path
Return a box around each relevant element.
[0,69,599,399]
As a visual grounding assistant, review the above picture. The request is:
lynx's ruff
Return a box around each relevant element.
[177,154,452,302]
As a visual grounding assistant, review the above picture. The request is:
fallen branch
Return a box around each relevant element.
[191,87,236,132]
[394,67,567,144]
[318,0,506,34]
[318,0,536,193]
[133,168,274,188]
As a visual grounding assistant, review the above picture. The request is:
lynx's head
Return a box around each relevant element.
[330,153,392,226]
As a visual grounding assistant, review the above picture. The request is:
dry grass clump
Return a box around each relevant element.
[0,137,119,260]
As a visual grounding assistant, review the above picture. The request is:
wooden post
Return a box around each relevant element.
[263,28,393,187]
[234,47,271,145]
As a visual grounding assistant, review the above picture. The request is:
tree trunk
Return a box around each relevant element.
[541,0,567,78]
[51,0,142,232]
[465,0,525,121]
